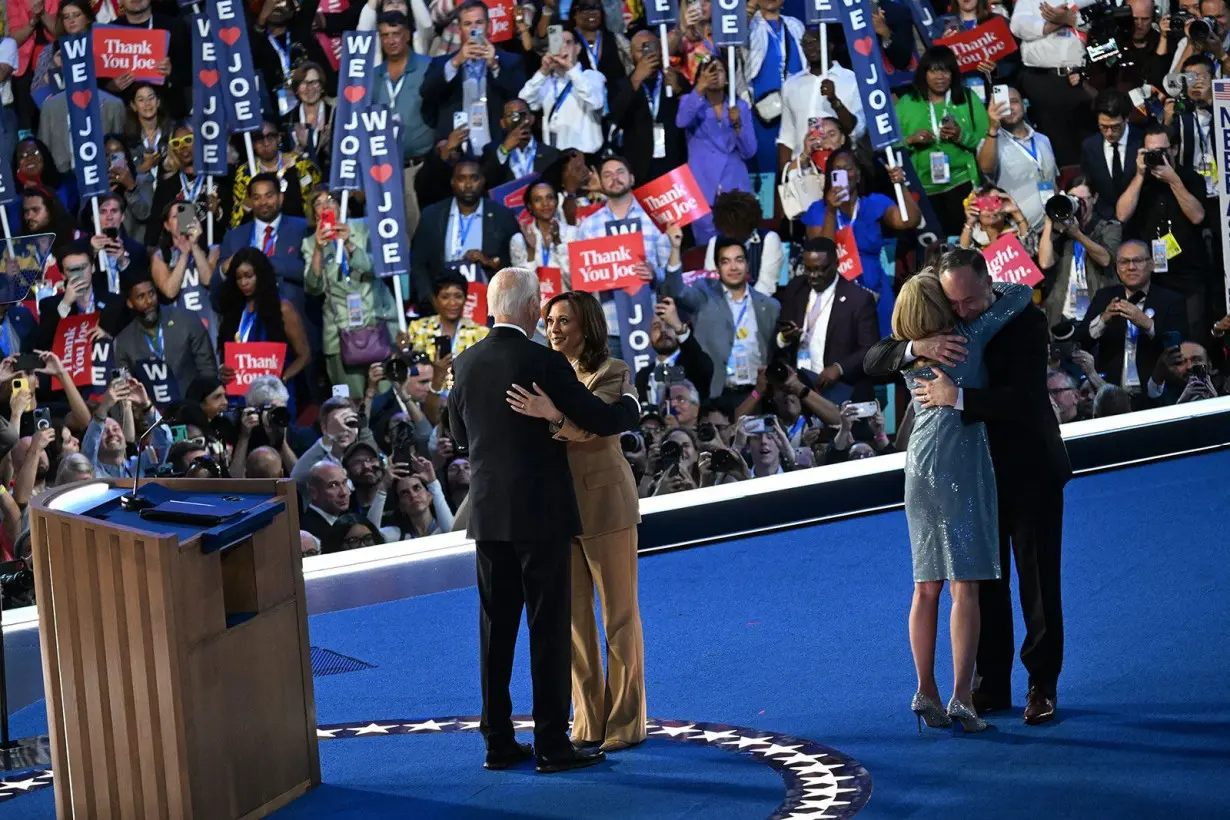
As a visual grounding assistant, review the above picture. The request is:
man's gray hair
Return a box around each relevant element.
[246,374,291,408]
[1046,369,1078,390]
[53,453,94,486]
[668,378,700,405]
[487,267,540,318]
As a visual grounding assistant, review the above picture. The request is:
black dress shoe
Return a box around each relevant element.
[484,741,534,770]
[1023,687,1056,726]
[535,745,606,774]
[971,687,1012,714]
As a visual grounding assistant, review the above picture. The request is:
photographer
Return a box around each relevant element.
[1168,56,1218,204]
[229,403,300,479]
[1145,340,1216,404]
[696,446,751,487]
[649,428,701,496]
[384,457,456,540]
[825,401,894,464]
[343,440,413,530]
[635,298,715,406]
[733,363,842,427]
[1114,124,1209,336]
[12,426,55,508]
[290,396,378,487]
[81,377,170,479]
[480,99,560,188]
[1167,0,1230,75]
[1040,176,1121,326]
[366,355,436,456]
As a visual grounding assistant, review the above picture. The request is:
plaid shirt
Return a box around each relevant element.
[575,200,674,333]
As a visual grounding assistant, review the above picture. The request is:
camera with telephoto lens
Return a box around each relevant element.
[620,432,641,453]
[765,360,790,387]
[262,403,290,428]
[658,439,682,469]
[0,559,35,608]
[1187,16,1215,44]
[1045,192,1088,224]
[696,421,717,442]
[710,448,741,474]
[384,355,409,385]
[1169,8,1195,37]
[1081,0,1133,63]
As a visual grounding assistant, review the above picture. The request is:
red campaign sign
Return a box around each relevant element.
[835,226,863,281]
[633,166,711,229]
[983,233,1044,288]
[575,200,605,221]
[569,233,645,294]
[463,281,489,326]
[224,341,287,396]
[50,314,98,389]
[483,0,518,44]
[93,26,170,84]
[682,269,719,286]
[537,267,563,305]
[934,17,1019,74]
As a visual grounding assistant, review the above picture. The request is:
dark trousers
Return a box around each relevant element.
[928,182,975,240]
[1020,68,1094,168]
[475,538,573,755]
[976,484,1065,697]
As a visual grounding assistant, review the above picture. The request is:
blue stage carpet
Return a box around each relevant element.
[2,450,1229,818]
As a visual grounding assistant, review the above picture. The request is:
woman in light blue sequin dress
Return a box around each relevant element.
[893,273,1032,732]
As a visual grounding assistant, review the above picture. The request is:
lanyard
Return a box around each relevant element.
[269,32,292,78]
[644,74,662,121]
[237,306,259,342]
[300,103,325,150]
[510,140,536,178]
[1007,132,1043,174]
[552,79,574,117]
[103,252,120,293]
[581,31,602,69]
[802,285,833,344]
[339,247,351,283]
[179,172,203,201]
[143,130,161,153]
[385,70,407,102]
[927,90,951,135]
[1194,112,1210,155]
[145,326,165,359]
[787,415,805,440]
[254,221,278,254]
[540,228,552,267]
[835,197,861,231]
[732,295,750,334]
[451,205,480,259]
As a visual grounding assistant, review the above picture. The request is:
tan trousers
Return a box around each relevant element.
[402,163,423,237]
[569,526,647,746]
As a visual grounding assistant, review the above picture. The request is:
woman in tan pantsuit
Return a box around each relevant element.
[506,291,647,752]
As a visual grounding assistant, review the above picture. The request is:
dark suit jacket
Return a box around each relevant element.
[777,277,879,399]
[1074,284,1187,388]
[113,306,219,388]
[479,139,561,189]
[409,198,521,310]
[607,74,689,186]
[35,273,127,352]
[1079,129,1143,220]
[420,51,527,143]
[634,330,716,404]
[864,302,1071,495]
[248,1,337,124]
[217,217,312,318]
[447,325,639,542]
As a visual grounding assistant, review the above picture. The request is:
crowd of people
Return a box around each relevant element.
[0,0,1228,583]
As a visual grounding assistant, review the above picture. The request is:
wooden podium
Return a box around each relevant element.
[29,478,320,819]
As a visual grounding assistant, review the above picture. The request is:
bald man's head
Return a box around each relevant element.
[246,446,284,479]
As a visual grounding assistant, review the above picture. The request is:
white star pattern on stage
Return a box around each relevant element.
[1,717,871,817]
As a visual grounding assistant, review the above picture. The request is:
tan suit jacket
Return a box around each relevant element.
[555,357,641,538]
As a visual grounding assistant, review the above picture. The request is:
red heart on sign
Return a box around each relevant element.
[369,164,394,184]
[218,26,242,46]
[854,36,874,57]
[344,85,365,104]
[199,69,219,88]
[71,90,92,109]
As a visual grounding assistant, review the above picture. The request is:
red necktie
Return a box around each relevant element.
[262,224,276,256]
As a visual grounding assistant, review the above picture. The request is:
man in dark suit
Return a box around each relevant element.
[217,172,314,338]
[419,0,526,149]
[84,193,149,309]
[1079,89,1142,221]
[634,296,715,404]
[775,238,879,402]
[410,159,521,311]
[448,267,639,773]
[35,241,127,351]
[608,30,688,186]
[479,99,561,188]
[864,248,1072,725]
[113,275,218,389]
[1074,240,1188,397]
[249,0,337,122]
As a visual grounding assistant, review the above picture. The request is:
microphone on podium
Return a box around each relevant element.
[120,416,166,512]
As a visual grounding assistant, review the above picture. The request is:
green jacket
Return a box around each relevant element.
[303,219,400,356]
[895,91,988,196]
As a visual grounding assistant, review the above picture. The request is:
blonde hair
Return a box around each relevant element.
[892,271,956,341]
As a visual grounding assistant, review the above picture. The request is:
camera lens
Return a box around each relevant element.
[620,432,639,452]
[697,422,716,442]
[711,449,739,473]
[659,439,682,467]
[1144,149,1164,168]
[1044,194,1076,222]
[265,405,290,427]
[1189,18,1212,40]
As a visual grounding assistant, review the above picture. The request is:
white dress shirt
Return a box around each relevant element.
[510,220,580,285]
[1086,290,1156,389]
[703,233,786,297]
[1101,127,1130,180]
[724,286,763,386]
[799,278,838,370]
[1010,0,1098,68]
[777,65,866,152]
[519,64,606,154]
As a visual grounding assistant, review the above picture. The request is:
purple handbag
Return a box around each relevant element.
[339,323,391,367]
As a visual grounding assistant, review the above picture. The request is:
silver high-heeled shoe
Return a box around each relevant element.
[947,696,988,733]
[911,692,952,732]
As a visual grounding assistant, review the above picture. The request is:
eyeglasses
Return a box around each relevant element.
[169,135,195,150]
[299,78,322,88]
[1117,256,1149,268]
[256,132,280,142]
[1048,387,1076,396]
[342,534,377,549]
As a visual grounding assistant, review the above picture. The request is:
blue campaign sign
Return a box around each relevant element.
[207,0,263,133]
[836,0,903,151]
[0,115,15,207]
[614,288,655,375]
[712,0,748,47]
[903,0,938,45]
[359,105,410,278]
[329,31,378,193]
[894,154,943,248]
[61,34,111,200]
[646,0,679,27]
[804,0,840,26]
[191,14,229,177]
[135,358,181,406]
